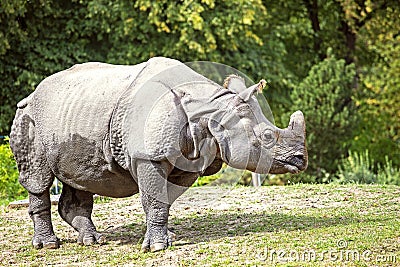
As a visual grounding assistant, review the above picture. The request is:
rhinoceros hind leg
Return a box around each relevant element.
[29,191,60,249]
[10,112,59,248]
[58,183,105,245]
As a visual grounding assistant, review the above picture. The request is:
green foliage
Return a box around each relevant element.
[290,51,356,181]
[336,150,400,185]
[192,171,222,187]
[376,156,400,186]
[351,34,400,168]
[193,165,252,186]
[1,0,399,184]
[0,0,268,136]
[0,140,26,205]
[0,0,99,134]
[336,150,376,184]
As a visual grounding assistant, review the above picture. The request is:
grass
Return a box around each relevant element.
[1,184,399,266]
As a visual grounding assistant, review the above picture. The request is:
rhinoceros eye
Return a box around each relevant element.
[253,123,277,148]
[261,129,276,148]
[262,130,272,141]
[261,129,273,141]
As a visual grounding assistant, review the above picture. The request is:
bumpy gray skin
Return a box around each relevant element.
[10,57,307,252]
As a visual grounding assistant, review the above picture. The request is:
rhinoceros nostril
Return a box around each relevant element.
[291,155,305,168]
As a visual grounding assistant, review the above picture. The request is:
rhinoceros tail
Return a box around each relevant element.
[16,94,34,109]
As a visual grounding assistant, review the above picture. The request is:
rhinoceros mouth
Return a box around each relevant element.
[273,155,306,174]
[279,160,300,174]
[289,155,307,169]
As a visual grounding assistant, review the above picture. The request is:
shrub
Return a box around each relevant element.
[376,156,400,186]
[193,165,253,187]
[335,150,376,184]
[289,50,357,181]
[0,139,26,205]
[335,150,400,185]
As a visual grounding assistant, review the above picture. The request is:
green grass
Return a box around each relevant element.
[1,184,399,266]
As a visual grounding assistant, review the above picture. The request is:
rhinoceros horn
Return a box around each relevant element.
[272,110,308,174]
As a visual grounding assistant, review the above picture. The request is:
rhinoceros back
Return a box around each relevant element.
[33,62,145,143]
[31,62,145,196]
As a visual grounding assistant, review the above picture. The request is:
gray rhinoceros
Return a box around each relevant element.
[10,57,307,252]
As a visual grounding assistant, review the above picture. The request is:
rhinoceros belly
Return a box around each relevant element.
[47,133,138,197]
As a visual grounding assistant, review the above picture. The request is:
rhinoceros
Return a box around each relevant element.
[10,57,307,252]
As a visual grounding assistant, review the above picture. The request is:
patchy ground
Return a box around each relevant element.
[1,184,399,266]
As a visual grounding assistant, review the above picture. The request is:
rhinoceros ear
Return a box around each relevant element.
[223,74,247,93]
[223,75,266,102]
[238,79,266,102]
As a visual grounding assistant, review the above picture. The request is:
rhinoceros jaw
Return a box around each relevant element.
[273,158,303,174]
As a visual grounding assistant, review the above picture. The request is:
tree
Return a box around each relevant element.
[0,0,98,134]
[290,51,356,180]
[352,5,400,167]
[263,0,400,175]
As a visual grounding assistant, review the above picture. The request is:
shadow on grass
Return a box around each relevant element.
[102,210,379,246]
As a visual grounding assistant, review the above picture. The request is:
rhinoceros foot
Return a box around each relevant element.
[77,231,106,246]
[32,235,60,249]
[141,229,176,252]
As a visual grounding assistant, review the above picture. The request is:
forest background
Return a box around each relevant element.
[0,0,399,203]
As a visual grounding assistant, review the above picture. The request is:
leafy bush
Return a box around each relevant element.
[193,165,257,187]
[0,140,26,205]
[336,150,400,185]
[192,173,222,187]
[376,156,400,186]
[336,150,376,184]
[289,51,356,181]
[351,30,400,169]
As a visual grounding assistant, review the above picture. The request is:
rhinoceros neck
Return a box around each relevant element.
[109,57,227,170]
[179,87,238,122]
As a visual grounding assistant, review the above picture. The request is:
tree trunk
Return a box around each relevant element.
[303,0,326,60]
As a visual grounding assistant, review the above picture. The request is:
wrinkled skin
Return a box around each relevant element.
[10,57,307,252]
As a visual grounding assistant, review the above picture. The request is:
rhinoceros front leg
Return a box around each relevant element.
[29,191,60,249]
[58,183,105,245]
[137,160,176,252]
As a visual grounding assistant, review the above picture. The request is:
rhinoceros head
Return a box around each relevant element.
[208,75,308,174]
